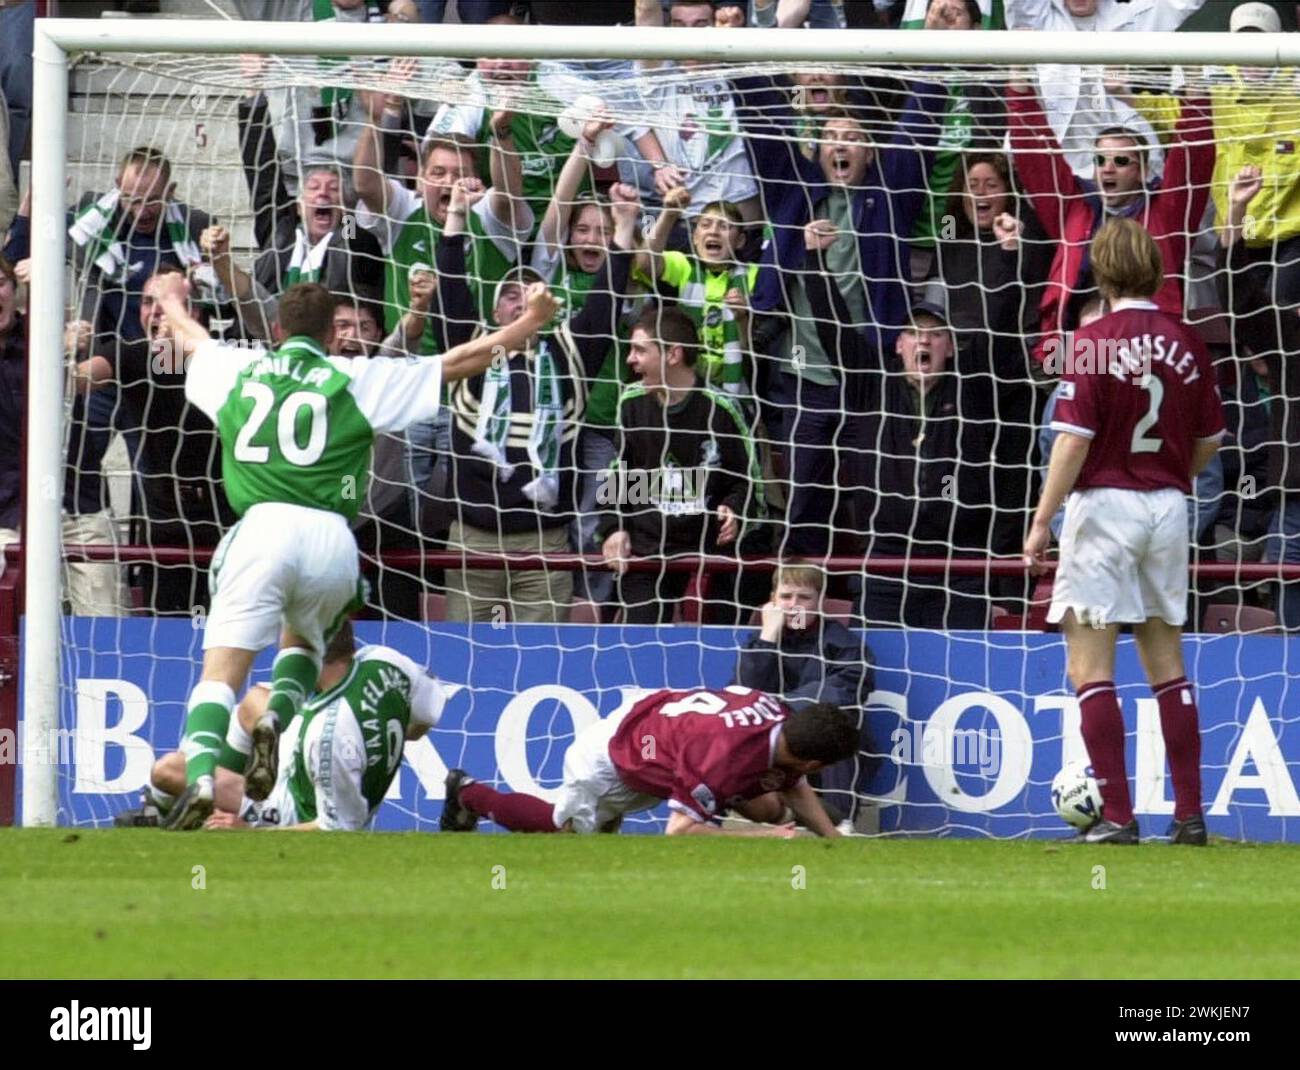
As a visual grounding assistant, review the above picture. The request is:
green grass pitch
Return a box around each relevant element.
[2,830,1298,979]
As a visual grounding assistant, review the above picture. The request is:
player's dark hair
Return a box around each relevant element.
[118,145,172,186]
[323,619,356,664]
[1091,218,1164,302]
[634,304,701,368]
[278,283,337,344]
[332,295,385,337]
[0,255,17,287]
[782,703,859,765]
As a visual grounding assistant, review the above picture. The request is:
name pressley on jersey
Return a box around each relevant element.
[1105,333,1204,386]
[49,1002,151,1050]
[1050,332,1205,385]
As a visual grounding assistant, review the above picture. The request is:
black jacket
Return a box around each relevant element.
[109,337,234,533]
[805,249,996,557]
[1220,239,1300,496]
[733,618,875,713]
[602,381,768,558]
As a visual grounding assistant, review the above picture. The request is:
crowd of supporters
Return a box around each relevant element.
[1,0,1299,629]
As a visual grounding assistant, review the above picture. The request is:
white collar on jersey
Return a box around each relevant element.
[1109,298,1159,313]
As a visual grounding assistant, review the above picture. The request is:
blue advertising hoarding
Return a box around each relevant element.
[23,621,1300,840]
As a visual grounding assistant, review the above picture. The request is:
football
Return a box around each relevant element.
[1051,762,1104,830]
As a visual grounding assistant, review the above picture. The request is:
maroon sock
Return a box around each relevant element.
[461,783,558,832]
[1077,680,1134,825]
[1154,676,1203,822]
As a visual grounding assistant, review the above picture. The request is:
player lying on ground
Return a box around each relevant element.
[134,621,444,830]
[154,276,559,831]
[1023,219,1225,847]
[441,687,858,837]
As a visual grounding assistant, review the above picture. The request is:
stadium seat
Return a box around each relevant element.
[1200,603,1279,634]
[420,593,448,622]
[1025,577,1057,632]
[568,600,602,625]
[991,606,1026,630]
[675,575,705,624]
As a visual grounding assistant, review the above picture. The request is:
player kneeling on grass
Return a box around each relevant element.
[1023,219,1225,847]
[441,687,857,837]
[138,622,445,830]
[153,274,559,831]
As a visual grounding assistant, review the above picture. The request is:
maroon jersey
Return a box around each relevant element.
[1050,301,1225,494]
[606,687,801,822]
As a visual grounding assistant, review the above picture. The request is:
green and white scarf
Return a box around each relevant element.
[283,226,334,288]
[471,340,564,510]
[68,188,203,285]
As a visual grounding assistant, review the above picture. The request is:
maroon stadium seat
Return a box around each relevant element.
[1200,603,1278,634]
[420,592,448,622]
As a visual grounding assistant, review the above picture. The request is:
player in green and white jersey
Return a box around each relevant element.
[147,621,443,831]
[154,275,559,830]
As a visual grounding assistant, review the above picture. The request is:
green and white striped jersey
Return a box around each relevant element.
[185,335,444,520]
[283,645,445,830]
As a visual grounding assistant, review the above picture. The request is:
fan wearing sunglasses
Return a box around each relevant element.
[1007,81,1217,374]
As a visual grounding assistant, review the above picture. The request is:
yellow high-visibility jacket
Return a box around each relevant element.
[1212,69,1300,246]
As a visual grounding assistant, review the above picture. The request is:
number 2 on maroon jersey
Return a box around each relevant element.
[1130,374,1164,455]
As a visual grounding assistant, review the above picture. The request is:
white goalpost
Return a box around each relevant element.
[20,17,1300,831]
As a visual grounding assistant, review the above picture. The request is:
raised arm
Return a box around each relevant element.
[642,186,691,281]
[800,220,877,374]
[435,178,484,349]
[1159,94,1215,228]
[535,113,612,255]
[1007,85,1079,241]
[236,62,289,254]
[154,273,213,353]
[487,108,528,234]
[354,88,401,220]
[776,0,812,27]
[568,184,640,377]
[440,283,560,382]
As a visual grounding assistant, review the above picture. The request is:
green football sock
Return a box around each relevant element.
[181,681,237,786]
[218,713,252,774]
[266,647,320,731]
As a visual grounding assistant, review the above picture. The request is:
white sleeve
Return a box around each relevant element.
[529,240,564,283]
[335,353,444,433]
[474,192,534,262]
[311,713,371,832]
[355,180,420,256]
[1002,0,1057,30]
[380,648,446,729]
[184,338,267,422]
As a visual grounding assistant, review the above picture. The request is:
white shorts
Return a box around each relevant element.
[1049,486,1189,628]
[552,702,660,834]
[205,502,363,653]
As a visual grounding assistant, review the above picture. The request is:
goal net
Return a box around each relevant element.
[14,17,1300,839]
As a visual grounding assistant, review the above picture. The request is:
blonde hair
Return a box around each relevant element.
[1090,218,1164,302]
[772,564,825,595]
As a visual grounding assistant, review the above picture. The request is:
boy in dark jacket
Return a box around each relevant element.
[733,564,877,826]
[599,305,770,624]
